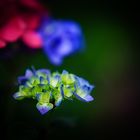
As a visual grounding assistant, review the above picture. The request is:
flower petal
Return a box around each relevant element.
[74,86,94,102]
[22,30,42,48]
[75,76,94,93]
[46,51,63,65]
[0,16,26,42]
[36,102,53,115]
[84,95,94,102]
[18,76,28,85]
[13,92,25,100]
[25,69,34,78]
[74,92,94,102]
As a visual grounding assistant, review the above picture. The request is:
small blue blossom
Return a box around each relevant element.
[74,76,94,102]
[18,69,33,84]
[13,68,94,115]
[38,20,84,65]
[36,102,53,115]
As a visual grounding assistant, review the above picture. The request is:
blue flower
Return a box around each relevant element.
[38,20,84,65]
[74,76,94,102]
[13,68,94,115]
[18,69,33,84]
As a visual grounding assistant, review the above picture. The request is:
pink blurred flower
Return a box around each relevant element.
[0,0,48,49]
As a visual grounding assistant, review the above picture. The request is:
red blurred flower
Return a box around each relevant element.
[0,0,48,49]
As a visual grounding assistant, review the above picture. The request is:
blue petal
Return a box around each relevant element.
[76,76,94,92]
[47,52,63,65]
[73,92,94,102]
[73,92,86,102]
[18,76,27,85]
[36,69,51,83]
[25,69,33,78]
[50,38,74,56]
[18,69,34,84]
[73,79,94,102]
[83,95,94,102]
[82,85,94,93]
[57,39,73,55]
[36,103,53,115]
[75,76,88,86]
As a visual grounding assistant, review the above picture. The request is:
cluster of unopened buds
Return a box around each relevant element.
[13,68,94,115]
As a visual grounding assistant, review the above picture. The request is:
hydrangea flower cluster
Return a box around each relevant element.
[13,68,94,115]
[38,20,84,65]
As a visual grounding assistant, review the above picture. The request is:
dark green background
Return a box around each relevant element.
[0,0,139,139]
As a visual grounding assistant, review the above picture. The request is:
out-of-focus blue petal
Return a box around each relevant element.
[38,20,84,65]
[47,52,63,65]
[36,102,53,115]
